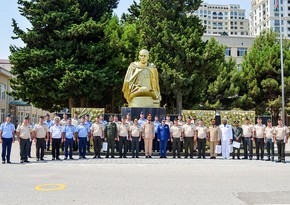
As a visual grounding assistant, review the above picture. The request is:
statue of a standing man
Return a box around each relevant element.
[122,49,161,107]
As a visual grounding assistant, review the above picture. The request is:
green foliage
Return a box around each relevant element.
[205,56,241,110]
[9,0,125,111]
[241,29,290,119]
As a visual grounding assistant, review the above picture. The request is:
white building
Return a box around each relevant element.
[202,34,255,69]
[250,0,290,38]
[192,2,250,36]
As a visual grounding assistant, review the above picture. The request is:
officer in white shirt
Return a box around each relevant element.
[49,117,63,160]
[219,118,233,160]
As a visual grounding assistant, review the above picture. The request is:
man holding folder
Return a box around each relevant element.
[232,121,242,160]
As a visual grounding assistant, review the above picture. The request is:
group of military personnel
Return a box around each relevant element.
[0,111,289,164]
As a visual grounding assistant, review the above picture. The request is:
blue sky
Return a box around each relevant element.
[0,0,250,59]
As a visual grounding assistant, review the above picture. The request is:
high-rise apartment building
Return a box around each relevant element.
[192,2,249,35]
[250,0,290,38]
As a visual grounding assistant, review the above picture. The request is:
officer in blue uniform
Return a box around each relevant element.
[75,116,90,159]
[0,114,15,164]
[85,114,92,153]
[100,114,107,127]
[44,113,53,151]
[153,115,161,152]
[50,112,58,125]
[138,111,146,152]
[62,118,75,160]
[157,118,170,158]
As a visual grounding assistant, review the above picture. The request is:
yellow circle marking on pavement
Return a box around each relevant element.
[34,184,66,192]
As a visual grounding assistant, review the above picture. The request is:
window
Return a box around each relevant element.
[32,114,37,125]
[1,109,4,123]
[275,20,280,25]
[225,48,231,56]
[275,27,284,32]
[237,64,242,71]
[0,84,6,100]
[237,48,247,56]
[18,112,24,124]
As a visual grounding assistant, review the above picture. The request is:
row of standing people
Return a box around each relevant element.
[0,112,289,163]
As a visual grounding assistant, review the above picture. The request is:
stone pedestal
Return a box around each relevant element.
[121,107,166,119]
[129,96,160,108]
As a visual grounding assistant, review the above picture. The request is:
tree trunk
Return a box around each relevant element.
[176,88,182,114]
[80,97,86,108]
[272,109,279,126]
[69,97,74,110]
[112,87,115,112]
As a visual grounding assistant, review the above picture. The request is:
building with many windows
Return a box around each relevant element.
[202,34,255,69]
[192,2,250,36]
[250,0,290,38]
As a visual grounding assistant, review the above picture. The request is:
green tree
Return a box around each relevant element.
[241,30,290,123]
[138,0,227,113]
[205,57,241,110]
[101,16,140,112]
[9,0,119,111]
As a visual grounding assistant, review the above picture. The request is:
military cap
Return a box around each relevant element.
[6,113,11,117]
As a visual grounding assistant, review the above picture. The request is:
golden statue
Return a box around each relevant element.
[122,49,161,107]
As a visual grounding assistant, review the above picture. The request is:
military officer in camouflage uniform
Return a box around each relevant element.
[105,116,118,158]
[232,121,243,160]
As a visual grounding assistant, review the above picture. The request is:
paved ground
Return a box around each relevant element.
[1,142,290,205]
